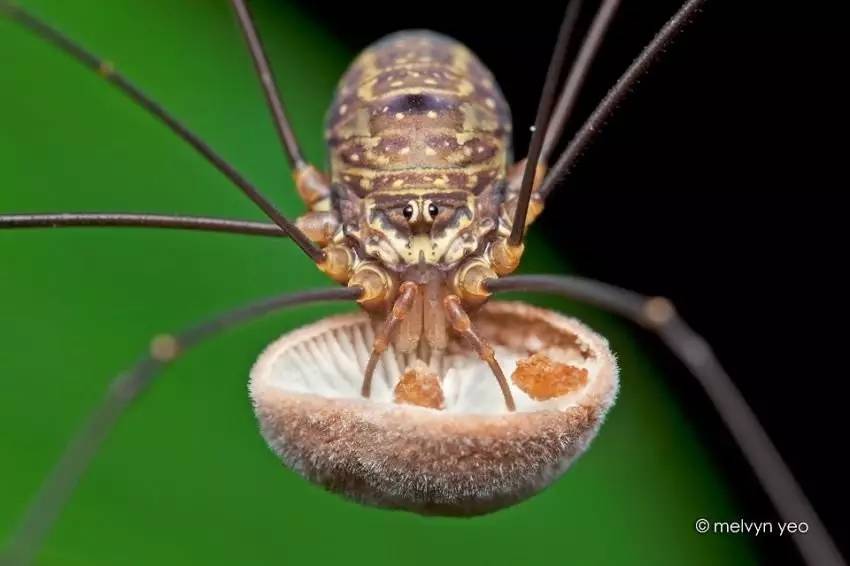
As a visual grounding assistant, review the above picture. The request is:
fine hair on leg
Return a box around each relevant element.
[538,0,708,201]
[539,0,622,164]
[507,0,583,246]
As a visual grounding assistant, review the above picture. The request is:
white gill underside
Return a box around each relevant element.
[255,314,602,415]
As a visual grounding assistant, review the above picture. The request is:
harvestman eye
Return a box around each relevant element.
[427,202,439,219]
[0,1,843,565]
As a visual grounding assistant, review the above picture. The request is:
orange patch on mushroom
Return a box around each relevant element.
[393,361,445,409]
[512,353,588,401]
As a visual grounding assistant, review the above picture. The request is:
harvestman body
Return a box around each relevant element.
[0,1,844,565]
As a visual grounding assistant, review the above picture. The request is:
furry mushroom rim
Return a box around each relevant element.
[250,301,618,515]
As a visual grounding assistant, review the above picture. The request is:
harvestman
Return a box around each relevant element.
[0,1,844,565]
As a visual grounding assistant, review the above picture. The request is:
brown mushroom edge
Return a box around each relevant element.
[249,301,619,516]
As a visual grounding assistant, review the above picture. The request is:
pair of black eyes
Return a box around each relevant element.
[402,204,439,220]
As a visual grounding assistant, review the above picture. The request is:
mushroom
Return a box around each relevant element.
[250,301,618,516]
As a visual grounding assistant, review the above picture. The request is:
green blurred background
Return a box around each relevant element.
[1,1,753,564]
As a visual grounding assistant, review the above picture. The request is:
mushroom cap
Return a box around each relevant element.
[249,301,618,516]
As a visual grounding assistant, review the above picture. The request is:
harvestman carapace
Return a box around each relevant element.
[0,1,844,565]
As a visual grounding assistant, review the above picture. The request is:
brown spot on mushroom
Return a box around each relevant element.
[512,352,588,400]
[394,361,445,410]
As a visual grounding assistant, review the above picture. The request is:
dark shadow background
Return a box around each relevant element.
[295,1,846,563]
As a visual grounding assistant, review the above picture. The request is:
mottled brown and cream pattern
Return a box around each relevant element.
[326,30,512,196]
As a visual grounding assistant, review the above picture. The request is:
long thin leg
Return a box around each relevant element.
[486,274,845,566]
[0,2,323,263]
[229,0,334,213]
[540,0,621,164]
[361,282,418,398]
[539,0,707,200]
[507,0,583,247]
[229,0,305,171]
[0,213,286,238]
[444,295,516,411]
[0,286,361,566]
